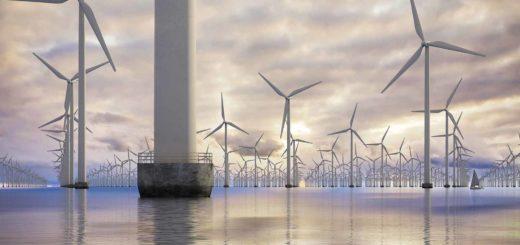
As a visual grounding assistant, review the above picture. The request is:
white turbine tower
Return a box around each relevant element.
[33,52,108,187]
[381,0,485,188]
[204,93,248,187]
[14,0,116,189]
[328,103,367,187]
[259,73,321,188]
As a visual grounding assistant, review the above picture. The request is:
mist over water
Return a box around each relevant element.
[0,188,519,244]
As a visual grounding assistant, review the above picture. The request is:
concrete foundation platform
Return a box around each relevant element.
[74,182,89,189]
[422,183,433,188]
[138,162,213,198]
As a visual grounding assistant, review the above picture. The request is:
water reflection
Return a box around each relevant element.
[137,196,212,244]
[423,189,431,245]
[223,189,229,244]
[63,189,73,243]
[444,190,450,245]
[1,188,520,244]
[76,189,87,244]
[59,189,88,244]
[285,189,291,244]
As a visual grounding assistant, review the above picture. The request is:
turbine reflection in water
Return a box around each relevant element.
[1,188,519,244]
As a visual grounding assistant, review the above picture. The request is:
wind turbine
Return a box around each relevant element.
[433,111,465,187]
[389,138,408,187]
[14,0,116,188]
[368,126,391,187]
[204,93,248,187]
[431,78,463,188]
[328,103,367,187]
[291,135,312,187]
[33,52,108,187]
[259,72,321,187]
[381,0,485,188]
[319,136,340,187]
[240,133,264,187]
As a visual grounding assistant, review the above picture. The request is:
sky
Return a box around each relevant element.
[0,0,519,185]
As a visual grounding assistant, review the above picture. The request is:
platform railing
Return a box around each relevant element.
[138,151,212,164]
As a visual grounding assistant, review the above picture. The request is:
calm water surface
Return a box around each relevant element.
[0,187,519,244]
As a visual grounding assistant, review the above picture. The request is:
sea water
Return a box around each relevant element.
[0,187,519,244]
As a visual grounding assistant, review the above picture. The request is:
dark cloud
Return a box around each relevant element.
[207,130,284,157]
[465,158,496,170]
[90,112,133,124]
[96,136,128,152]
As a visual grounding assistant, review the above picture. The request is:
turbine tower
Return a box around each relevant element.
[259,73,321,188]
[381,0,484,188]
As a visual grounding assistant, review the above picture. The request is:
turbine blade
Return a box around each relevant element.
[328,128,349,136]
[399,138,405,151]
[410,0,425,41]
[258,72,286,97]
[450,112,464,139]
[352,130,367,147]
[217,142,225,152]
[288,81,322,97]
[41,129,66,134]
[46,134,63,142]
[71,61,110,81]
[64,83,71,111]
[383,145,391,160]
[255,133,264,147]
[79,1,116,71]
[446,78,463,108]
[332,151,340,163]
[227,122,248,135]
[428,41,485,57]
[432,134,450,138]
[204,122,224,140]
[196,128,211,134]
[350,103,358,127]
[220,92,225,121]
[145,137,151,151]
[382,126,390,142]
[73,116,93,133]
[280,100,288,138]
[39,113,65,128]
[32,53,68,81]
[296,139,312,144]
[382,46,423,93]
[332,136,340,149]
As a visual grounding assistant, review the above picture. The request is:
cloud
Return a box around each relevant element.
[90,112,133,124]
[206,130,284,157]
[0,0,519,182]
[96,136,128,152]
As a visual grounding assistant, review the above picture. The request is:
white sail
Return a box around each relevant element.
[470,170,482,189]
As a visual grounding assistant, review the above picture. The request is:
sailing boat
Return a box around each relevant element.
[470,170,483,189]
